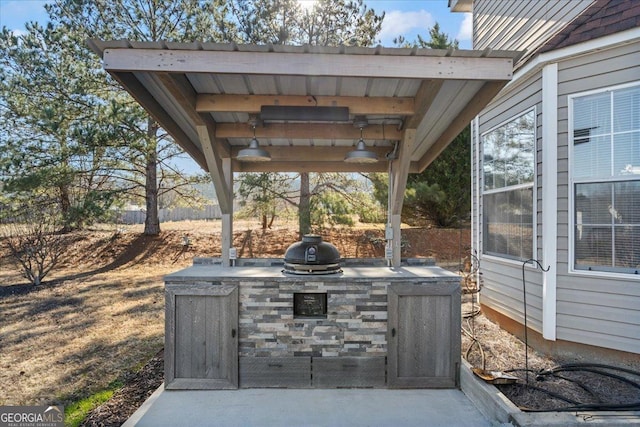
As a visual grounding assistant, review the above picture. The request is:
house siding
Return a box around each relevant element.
[554,41,640,354]
[475,38,640,354]
[473,0,593,58]
[476,71,545,334]
[480,260,544,333]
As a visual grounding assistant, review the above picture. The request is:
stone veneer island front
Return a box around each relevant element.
[164,258,461,390]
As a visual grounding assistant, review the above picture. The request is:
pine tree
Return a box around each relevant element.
[0,23,121,230]
[48,0,229,234]
[371,23,470,227]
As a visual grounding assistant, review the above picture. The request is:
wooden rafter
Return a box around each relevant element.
[90,41,521,270]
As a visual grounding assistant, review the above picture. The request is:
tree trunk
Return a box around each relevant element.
[59,183,73,233]
[144,118,160,236]
[299,172,311,237]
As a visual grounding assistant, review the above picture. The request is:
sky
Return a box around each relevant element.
[0,0,472,48]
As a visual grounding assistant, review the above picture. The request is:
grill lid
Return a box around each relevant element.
[283,234,342,275]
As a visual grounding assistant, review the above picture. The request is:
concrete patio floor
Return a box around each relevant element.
[121,362,640,427]
[122,386,494,427]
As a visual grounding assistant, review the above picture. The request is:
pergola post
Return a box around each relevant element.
[220,158,233,267]
[387,129,416,267]
[198,123,234,266]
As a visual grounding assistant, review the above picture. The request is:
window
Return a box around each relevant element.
[482,109,535,260]
[571,84,640,274]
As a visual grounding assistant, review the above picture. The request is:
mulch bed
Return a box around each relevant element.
[80,350,164,427]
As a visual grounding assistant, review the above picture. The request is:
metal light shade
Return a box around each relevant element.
[237,137,271,162]
[344,139,378,163]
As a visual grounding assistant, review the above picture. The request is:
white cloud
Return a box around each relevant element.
[456,13,473,45]
[378,9,434,45]
[8,28,28,37]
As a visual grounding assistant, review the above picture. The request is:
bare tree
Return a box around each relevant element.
[3,216,63,286]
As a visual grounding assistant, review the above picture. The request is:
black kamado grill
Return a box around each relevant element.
[283,234,342,275]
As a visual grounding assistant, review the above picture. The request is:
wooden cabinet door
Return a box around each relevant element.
[165,284,238,389]
[387,283,460,388]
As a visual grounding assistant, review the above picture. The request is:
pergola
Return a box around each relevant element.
[89,41,519,267]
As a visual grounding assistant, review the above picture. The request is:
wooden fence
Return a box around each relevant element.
[118,205,222,224]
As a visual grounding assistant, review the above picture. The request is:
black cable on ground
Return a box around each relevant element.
[463,257,640,413]
[548,373,602,403]
[502,363,640,412]
[550,366,640,391]
[520,401,640,412]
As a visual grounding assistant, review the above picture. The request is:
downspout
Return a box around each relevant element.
[541,63,558,341]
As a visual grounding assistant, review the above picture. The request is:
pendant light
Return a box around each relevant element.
[237,119,271,162]
[344,117,378,163]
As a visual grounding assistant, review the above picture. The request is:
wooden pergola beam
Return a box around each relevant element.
[103,48,514,81]
[197,123,232,214]
[155,73,204,126]
[112,72,207,170]
[405,80,444,130]
[391,129,416,216]
[231,146,392,162]
[233,160,415,173]
[155,73,232,158]
[417,81,507,172]
[216,123,402,141]
[196,94,415,115]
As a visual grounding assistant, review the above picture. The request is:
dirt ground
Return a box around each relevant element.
[1,220,638,425]
[461,297,640,413]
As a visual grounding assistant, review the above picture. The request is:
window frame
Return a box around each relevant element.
[480,107,537,263]
[568,81,640,277]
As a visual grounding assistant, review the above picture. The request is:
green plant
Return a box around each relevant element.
[64,379,123,427]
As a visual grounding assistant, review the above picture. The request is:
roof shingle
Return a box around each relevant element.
[539,0,640,54]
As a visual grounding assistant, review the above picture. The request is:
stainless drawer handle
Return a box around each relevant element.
[268,363,283,368]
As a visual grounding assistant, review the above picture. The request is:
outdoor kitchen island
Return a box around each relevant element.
[164,258,461,390]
